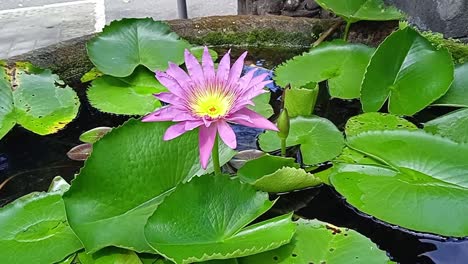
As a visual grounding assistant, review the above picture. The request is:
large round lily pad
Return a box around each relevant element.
[435,62,468,107]
[315,0,403,22]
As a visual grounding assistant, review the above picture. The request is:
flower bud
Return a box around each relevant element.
[277,108,290,140]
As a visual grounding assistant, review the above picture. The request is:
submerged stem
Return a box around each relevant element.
[343,21,352,41]
[281,138,287,157]
[212,135,221,176]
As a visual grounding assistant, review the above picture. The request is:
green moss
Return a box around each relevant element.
[185,29,319,47]
[423,31,468,64]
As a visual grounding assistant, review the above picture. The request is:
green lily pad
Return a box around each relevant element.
[361,27,454,115]
[238,154,321,192]
[435,62,468,107]
[284,85,318,117]
[345,112,417,137]
[249,91,274,118]
[239,219,390,263]
[63,119,235,253]
[87,67,167,115]
[81,67,103,83]
[79,127,112,143]
[331,130,468,236]
[424,108,468,143]
[144,175,295,264]
[87,18,191,77]
[78,248,142,264]
[315,0,403,23]
[0,67,15,139]
[0,178,83,264]
[275,41,374,99]
[0,65,80,139]
[189,46,219,62]
[259,116,344,165]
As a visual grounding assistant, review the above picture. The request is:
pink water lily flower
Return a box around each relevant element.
[143,47,278,169]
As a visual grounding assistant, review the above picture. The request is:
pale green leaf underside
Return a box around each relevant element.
[315,0,403,22]
[361,27,454,115]
[259,116,344,165]
[345,112,417,137]
[64,120,235,253]
[87,67,167,115]
[0,186,82,264]
[87,18,191,77]
[284,86,318,117]
[238,154,321,192]
[248,91,274,118]
[435,62,468,107]
[274,41,374,99]
[424,108,468,144]
[332,130,468,236]
[239,219,390,263]
[145,175,295,264]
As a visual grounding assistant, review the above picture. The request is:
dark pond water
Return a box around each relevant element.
[1,47,467,264]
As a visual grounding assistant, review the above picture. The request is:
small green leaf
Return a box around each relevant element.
[248,91,274,118]
[0,67,15,139]
[315,0,403,23]
[275,41,374,99]
[332,130,468,236]
[81,67,103,83]
[345,112,417,137]
[144,175,295,264]
[0,188,83,263]
[87,18,191,77]
[64,120,235,253]
[189,46,219,62]
[435,62,468,107]
[78,248,142,264]
[259,116,344,165]
[361,27,454,115]
[424,108,468,143]
[79,127,113,143]
[238,154,321,192]
[239,219,390,264]
[87,67,167,115]
[284,86,318,117]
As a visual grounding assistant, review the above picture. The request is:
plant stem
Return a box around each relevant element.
[212,135,221,176]
[343,21,352,41]
[281,138,287,157]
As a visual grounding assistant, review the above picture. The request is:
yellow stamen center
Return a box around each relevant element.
[192,92,232,118]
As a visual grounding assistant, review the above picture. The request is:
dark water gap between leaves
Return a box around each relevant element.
[0,46,467,264]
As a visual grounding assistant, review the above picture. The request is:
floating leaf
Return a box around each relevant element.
[79,127,113,143]
[331,130,468,236]
[81,67,103,83]
[240,219,390,263]
[87,18,191,77]
[64,120,235,253]
[275,41,374,99]
[144,175,295,264]
[238,154,321,192]
[259,116,344,165]
[284,85,318,117]
[67,143,93,161]
[315,0,403,23]
[87,67,167,115]
[190,46,219,62]
[0,179,83,264]
[361,27,454,115]
[424,108,468,143]
[0,67,15,139]
[345,112,417,137]
[435,62,468,107]
[248,91,274,118]
[78,248,142,264]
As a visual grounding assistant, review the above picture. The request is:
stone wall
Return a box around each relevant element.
[238,0,468,40]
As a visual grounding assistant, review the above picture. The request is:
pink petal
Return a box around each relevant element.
[155,71,185,98]
[228,51,247,85]
[241,81,272,100]
[166,62,191,86]
[142,106,177,122]
[154,92,184,105]
[217,120,237,149]
[184,120,204,130]
[216,50,231,84]
[247,73,269,89]
[202,47,215,82]
[237,68,257,92]
[199,124,218,169]
[185,49,204,85]
[163,122,189,140]
[228,108,278,131]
